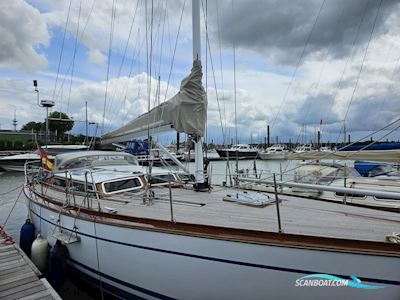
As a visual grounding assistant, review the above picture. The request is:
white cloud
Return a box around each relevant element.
[43,0,191,67]
[1,0,400,144]
[0,0,50,70]
[88,49,107,65]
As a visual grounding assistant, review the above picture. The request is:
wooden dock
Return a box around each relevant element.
[0,241,61,300]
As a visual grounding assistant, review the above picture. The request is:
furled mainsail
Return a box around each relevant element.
[102,60,206,144]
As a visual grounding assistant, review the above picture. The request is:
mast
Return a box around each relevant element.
[192,0,201,61]
[192,0,206,187]
[85,101,88,146]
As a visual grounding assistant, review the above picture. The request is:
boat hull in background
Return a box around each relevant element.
[0,158,46,172]
[216,149,259,159]
[259,152,288,160]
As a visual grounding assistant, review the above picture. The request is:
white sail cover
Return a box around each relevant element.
[102,60,207,144]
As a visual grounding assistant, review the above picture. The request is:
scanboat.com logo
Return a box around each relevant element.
[295,274,385,289]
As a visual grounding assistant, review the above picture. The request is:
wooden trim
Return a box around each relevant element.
[26,185,400,257]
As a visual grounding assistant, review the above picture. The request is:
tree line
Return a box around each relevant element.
[21,111,74,139]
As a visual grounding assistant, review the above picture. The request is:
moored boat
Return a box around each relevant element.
[0,145,88,172]
[293,144,315,153]
[216,144,259,159]
[258,144,288,160]
[24,153,400,299]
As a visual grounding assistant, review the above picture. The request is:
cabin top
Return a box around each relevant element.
[53,151,139,170]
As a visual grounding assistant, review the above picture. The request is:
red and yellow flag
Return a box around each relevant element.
[36,144,53,170]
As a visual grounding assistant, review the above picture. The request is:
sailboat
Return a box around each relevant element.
[23,1,400,299]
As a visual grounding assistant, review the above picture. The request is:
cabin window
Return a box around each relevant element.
[374,196,397,201]
[148,174,176,185]
[334,192,365,198]
[72,182,94,193]
[103,178,142,194]
[53,178,66,187]
[53,177,94,193]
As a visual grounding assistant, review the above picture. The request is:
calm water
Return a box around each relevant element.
[0,158,301,299]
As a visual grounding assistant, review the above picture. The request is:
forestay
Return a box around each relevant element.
[101,60,207,144]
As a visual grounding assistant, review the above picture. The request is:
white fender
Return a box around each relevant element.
[31,234,49,272]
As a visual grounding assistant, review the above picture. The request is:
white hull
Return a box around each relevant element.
[259,152,287,160]
[25,191,399,299]
[0,153,53,172]
[0,165,26,172]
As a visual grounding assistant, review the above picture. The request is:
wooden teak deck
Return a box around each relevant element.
[0,241,60,300]
[41,184,400,244]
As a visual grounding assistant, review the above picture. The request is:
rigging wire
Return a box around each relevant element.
[146,0,186,141]
[106,0,151,126]
[231,0,237,145]
[101,0,117,135]
[156,0,167,88]
[109,25,145,125]
[318,0,371,140]
[150,0,169,137]
[231,0,239,176]
[372,52,400,131]
[52,0,72,114]
[106,0,164,127]
[205,0,208,149]
[149,1,165,109]
[340,0,383,140]
[283,0,370,164]
[139,0,186,146]
[162,0,186,102]
[66,0,83,115]
[214,0,233,184]
[269,0,327,133]
[200,0,226,144]
[164,4,175,88]
[280,0,353,181]
[293,2,347,147]
[274,0,394,183]
[104,0,141,118]
[147,0,175,142]
[145,0,155,172]
[53,0,97,103]
[215,0,227,146]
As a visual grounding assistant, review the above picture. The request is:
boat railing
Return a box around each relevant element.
[24,162,102,212]
[239,176,400,200]
[24,160,43,184]
[24,161,189,220]
[52,169,102,212]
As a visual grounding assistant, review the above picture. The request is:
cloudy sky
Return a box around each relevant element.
[0,0,399,145]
